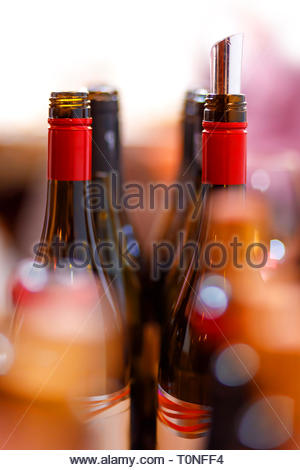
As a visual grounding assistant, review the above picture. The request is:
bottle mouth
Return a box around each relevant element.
[49,91,91,119]
[204,93,247,123]
[88,86,119,102]
[184,89,208,116]
[185,89,208,103]
[88,86,119,113]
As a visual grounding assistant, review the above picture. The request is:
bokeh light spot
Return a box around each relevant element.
[215,343,259,387]
[197,275,231,319]
[270,239,285,261]
[18,259,49,292]
[238,395,294,449]
[251,169,271,192]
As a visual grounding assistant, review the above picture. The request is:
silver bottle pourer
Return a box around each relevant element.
[210,33,243,95]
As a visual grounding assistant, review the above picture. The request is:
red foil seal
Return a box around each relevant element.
[48,118,92,181]
[202,121,247,185]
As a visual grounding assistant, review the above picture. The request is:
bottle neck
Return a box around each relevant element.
[182,99,205,182]
[43,117,93,248]
[202,94,247,186]
[202,121,247,185]
[41,181,89,245]
[182,112,203,181]
[48,118,92,181]
[90,104,120,176]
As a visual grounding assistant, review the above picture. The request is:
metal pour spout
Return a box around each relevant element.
[210,33,243,95]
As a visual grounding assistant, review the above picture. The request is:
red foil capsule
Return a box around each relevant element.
[48,118,92,181]
[202,121,247,185]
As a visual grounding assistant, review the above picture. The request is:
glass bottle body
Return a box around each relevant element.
[157,185,246,449]
[32,179,131,449]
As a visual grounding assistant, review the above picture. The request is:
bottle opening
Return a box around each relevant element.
[184,89,208,117]
[204,94,247,123]
[88,86,119,102]
[88,86,119,113]
[49,91,91,119]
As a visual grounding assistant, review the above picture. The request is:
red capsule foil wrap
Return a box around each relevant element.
[48,118,92,181]
[202,121,247,185]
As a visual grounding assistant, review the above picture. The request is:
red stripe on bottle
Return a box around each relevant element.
[157,386,211,438]
[75,385,130,421]
[48,118,92,181]
[202,121,247,185]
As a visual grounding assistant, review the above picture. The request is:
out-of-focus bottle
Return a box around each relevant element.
[204,194,270,449]
[145,90,207,392]
[153,89,207,268]
[88,85,140,336]
[181,89,207,200]
[209,270,300,448]
[88,87,151,449]
[163,89,207,317]
[208,197,300,450]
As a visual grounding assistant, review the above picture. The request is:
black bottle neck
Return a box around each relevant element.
[181,94,206,186]
[91,101,120,175]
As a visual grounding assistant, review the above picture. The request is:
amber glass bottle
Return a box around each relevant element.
[156,93,247,449]
[16,92,131,449]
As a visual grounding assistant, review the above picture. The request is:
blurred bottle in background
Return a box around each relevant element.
[139,90,207,407]
[88,86,146,448]
[88,87,140,348]
[238,279,300,449]
[206,193,271,449]
[208,198,300,449]
[247,158,300,284]
[133,90,207,447]
[153,89,207,254]
[163,89,207,318]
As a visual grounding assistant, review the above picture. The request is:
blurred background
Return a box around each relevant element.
[0,0,300,308]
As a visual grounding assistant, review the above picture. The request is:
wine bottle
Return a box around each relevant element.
[156,34,247,450]
[164,89,207,316]
[149,89,208,351]
[21,92,130,449]
[152,90,207,266]
[181,89,207,196]
[89,85,140,266]
[237,278,300,450]
[88,87,149,448]
[208,209,300,451]
[88,86,140,318]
